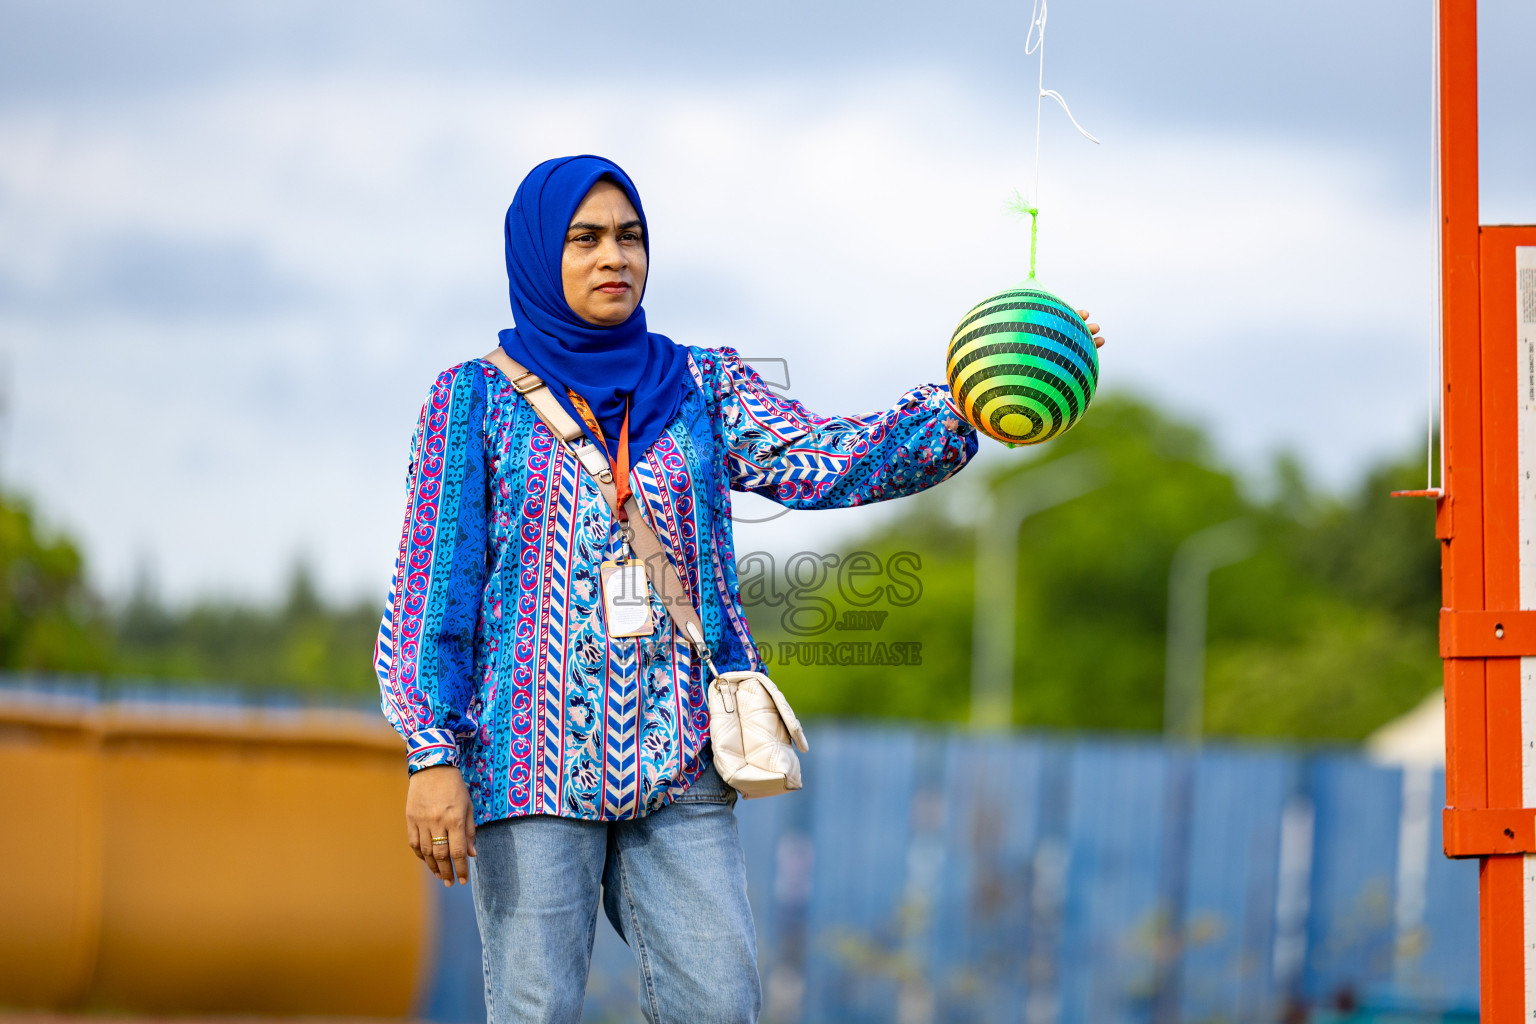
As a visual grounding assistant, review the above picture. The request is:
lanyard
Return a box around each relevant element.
[611,406,633,524]
[569,392,633,524]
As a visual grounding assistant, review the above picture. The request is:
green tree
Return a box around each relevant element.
[114,563,383,696]
[748,394,1442,741]
[0,494,109,671]
[1202,457,1440,740]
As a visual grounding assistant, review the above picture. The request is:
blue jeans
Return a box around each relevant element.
[470,766,761,1024]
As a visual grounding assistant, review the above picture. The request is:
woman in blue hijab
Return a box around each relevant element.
[496,156,688,460]
[377,155,1091,1022]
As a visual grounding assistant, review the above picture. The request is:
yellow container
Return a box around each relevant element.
[0,694,429,1016]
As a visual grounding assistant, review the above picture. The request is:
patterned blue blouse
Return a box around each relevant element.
[375,347,977,823]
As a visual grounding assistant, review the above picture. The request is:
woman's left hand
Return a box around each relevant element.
[1076,309,1105,349]
[406,764,477,887]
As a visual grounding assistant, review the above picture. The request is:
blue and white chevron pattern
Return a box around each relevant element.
[601,634,641,818]
[761,447,851,485]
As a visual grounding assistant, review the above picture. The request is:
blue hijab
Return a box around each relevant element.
[497,155,689,459]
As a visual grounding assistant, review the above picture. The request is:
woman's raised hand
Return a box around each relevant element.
[406,764,477,886]
[1076,309,1106,349]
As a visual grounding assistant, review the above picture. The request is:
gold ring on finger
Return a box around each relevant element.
[431,835,450,845]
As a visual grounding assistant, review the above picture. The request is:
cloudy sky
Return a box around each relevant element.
[0,0,1532,604]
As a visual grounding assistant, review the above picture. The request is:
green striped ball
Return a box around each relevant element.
[945,282,1099,445]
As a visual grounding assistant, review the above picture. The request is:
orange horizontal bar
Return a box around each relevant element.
[1444,807,1536,857]
[1391,489,1445,498]
[1440,609,1536,657]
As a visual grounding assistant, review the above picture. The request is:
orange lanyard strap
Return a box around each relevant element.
[612,408,633,523]
[567,391,633,523]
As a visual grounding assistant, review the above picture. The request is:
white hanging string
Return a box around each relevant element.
[1019,0,1100,280]
[1025,0,1100,208]
[1427,0,1444,495]
[1390,0,1444,500]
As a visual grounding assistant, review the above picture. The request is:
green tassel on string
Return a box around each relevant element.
[1005,190,1040,281]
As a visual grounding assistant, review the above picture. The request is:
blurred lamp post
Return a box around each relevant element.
[969,452,1104,730]
[1162,518,1257,744]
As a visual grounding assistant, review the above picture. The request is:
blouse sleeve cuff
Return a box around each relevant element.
[936,387,975,435]
[406,727,462,773]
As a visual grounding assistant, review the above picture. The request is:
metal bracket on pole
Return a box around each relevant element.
[1439,609,1536,657]
[1443,807,1536,857]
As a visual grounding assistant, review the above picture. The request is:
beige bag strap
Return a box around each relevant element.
[481,348,713,665]
[482,348,615,483]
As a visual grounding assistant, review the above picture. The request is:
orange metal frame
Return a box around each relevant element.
[1435,0,1536,1016]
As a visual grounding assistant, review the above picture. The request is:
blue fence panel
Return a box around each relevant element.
[1178,745,1297,1023]
[1305,754,1404,1011]
[1397,769,1479,1015]
[407,733,1481,1024]
[799,728,924,1024]
[1057,739,1170,1024]
[736,767,815,1024]
[925,736,1063,1023]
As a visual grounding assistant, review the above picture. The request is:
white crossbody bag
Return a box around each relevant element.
[482,349,809,799]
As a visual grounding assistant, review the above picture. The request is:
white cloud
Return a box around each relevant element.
[0,70,1435,602]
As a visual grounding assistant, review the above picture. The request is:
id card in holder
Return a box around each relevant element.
[601,559,655,639]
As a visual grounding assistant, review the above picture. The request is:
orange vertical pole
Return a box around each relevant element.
[1438,0,1483,813]
[1480,217,1527,1021]
[1477,222,1536,1020]
[1436,0,1524,1018]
